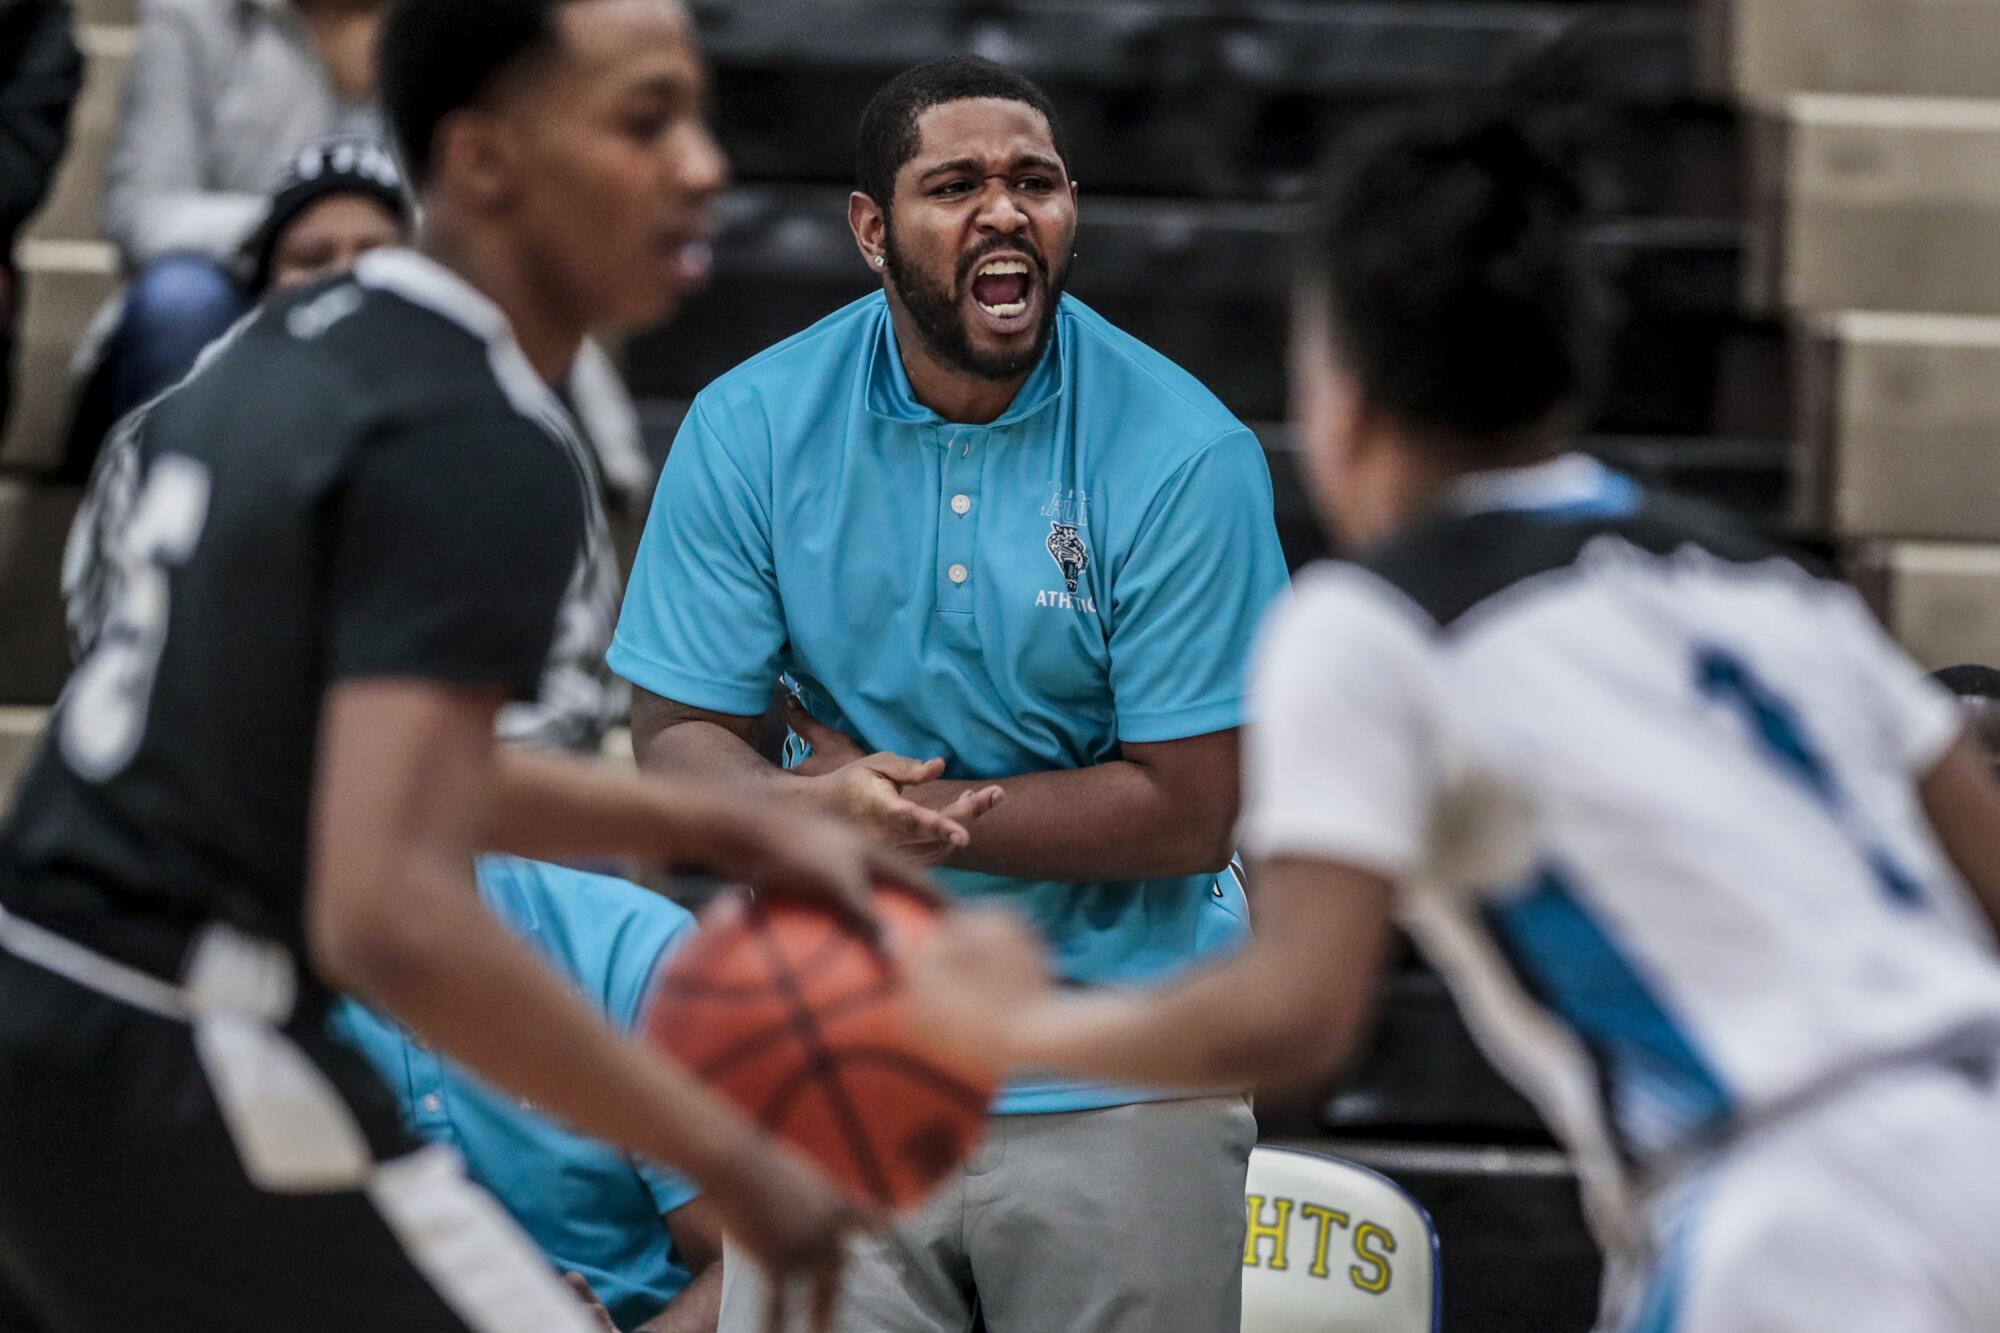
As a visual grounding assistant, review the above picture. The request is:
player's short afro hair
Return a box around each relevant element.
[1300,95,1608,445]
[379,0,579,188]
[1934,665,2000,700]
[856,56,1069,207]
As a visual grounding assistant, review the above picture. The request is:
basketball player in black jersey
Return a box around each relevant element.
[0,2,964,1330]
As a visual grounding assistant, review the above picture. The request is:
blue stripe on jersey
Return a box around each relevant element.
[1482,867,1733,1157]
[1695,645,1926,907]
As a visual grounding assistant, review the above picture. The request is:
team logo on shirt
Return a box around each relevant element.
[1046,522,1089,594]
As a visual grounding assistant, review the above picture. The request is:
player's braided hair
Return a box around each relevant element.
[856,56,1070,207]
[379,0,582,188]
[1299,56,1610,445]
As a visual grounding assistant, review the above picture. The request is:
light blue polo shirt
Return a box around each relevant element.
[610,292,1289,1113]
[331,858,700,1331]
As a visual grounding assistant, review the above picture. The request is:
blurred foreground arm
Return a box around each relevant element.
[310,680,863,1296]
[1921,736,2000,939]
[913,857,1395,1096]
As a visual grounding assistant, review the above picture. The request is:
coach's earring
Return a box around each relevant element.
[874,255,886,268]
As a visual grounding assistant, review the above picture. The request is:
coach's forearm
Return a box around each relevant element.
[637,717,803,790]
[630,690,810,792]
[909,762,1230,881]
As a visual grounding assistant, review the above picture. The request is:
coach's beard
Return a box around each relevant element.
[885,232,1070,382]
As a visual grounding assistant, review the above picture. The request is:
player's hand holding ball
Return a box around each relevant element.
[706,797,937,930]
[700,1134,868,1333]
[645,885,1002,1213]
[906,907,1057,1075]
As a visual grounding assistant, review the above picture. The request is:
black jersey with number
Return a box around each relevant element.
[0,250,588,992]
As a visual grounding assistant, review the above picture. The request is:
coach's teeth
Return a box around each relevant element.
[978,259,1030,278]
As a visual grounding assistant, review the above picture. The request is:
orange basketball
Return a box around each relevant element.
[640,885,996,1210]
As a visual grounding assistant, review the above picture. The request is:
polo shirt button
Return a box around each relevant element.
[421,1093,443,1115]
[948,563,970,585]
[951,493,972,516]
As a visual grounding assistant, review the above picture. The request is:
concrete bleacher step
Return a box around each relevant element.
[1708,0,2000,103]
[0,240,118,475]
[0,479,82,707]
[1799,311,2000,542]
[28,22,136,247]
[1751,95,2000,317]
[1853,543,2000,673]
[0,708,48,821]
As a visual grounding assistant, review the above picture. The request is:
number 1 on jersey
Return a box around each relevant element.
[61,455,212,781]
[1695,644,1925,908]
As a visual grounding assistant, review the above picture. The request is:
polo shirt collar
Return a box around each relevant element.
[862,293,1067,430]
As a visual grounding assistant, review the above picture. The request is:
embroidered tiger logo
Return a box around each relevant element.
[1046,522,1089,594]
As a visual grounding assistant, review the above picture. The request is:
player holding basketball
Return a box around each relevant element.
[613,55,1288,1333]
[0,2,914,1329]
[916,99,2000,1332]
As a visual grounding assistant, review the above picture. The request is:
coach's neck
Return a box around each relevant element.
[888,293,1029,426]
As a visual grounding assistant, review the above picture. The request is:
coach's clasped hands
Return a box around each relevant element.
[783,695,1005,865]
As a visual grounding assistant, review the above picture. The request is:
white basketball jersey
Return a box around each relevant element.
[1241,455,2000,1243]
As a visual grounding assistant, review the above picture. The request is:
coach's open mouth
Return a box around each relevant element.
[967,254,1040,336]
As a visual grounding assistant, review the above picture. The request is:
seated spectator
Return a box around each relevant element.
[0,0,81,437]
[64,0,385,466]
[332,857,724,1333]
[237,135,406,294]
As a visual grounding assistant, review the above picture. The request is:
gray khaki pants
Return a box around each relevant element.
[718,1095,1256,1333]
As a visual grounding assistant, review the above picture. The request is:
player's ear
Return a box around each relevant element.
[849,191,888,275]
[434,109,522,213]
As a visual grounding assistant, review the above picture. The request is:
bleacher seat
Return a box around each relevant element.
[696,0,1711,209]
[1305,1139,1599,1331]
[1710,0,2000,104]
[0,479,80,706]
[1799,311,2000,541]
[1751,96,2000,317]
[626,185,1769,436]
[1241,1145,1439,1333]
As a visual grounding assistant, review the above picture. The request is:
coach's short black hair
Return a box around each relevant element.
[856,56,1069,207]
[1300,98,1607,445]
[380,0,579,188]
